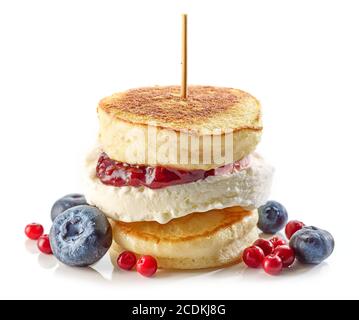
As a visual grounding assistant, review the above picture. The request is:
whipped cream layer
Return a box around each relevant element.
[83,147,274,224]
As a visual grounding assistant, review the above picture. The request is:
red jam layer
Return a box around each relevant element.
[96,153,250,189]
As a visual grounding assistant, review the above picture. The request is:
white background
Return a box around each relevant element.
[0,0,358,300]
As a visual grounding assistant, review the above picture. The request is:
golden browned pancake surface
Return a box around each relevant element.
[99,86,261,132]
[114,206,252,243]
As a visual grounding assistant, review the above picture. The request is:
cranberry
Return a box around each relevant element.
[25,223,44,240]
[270,236,286,248]
[285,220,305,239]
[96,152,250,189]
[243,246,265,268]
[37,235,52,255]
[117,251,137,271]
[136,256,158,277]
[273,245,296,268]
[263,254,283,275]
[253,239,274,256]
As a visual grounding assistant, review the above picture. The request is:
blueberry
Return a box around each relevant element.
[289,226,334,264]
[51,194,88,221]
[50,205,112,267]
[257,201,288,234]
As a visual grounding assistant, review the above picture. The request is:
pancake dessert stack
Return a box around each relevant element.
[84,85,273,269]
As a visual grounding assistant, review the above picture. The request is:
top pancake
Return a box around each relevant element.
[97,86,262,170]
[99,86,262,134]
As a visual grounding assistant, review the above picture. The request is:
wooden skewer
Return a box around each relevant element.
[181,14,188,99]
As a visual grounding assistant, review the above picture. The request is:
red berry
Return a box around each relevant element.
[285,220,305,239]
[25,223,44,240]
[253,239,274,256]
[270,236,286,248]
[273,245,295,268]
[37,235,52,255]
[117,251,137,271]
[136,255,158,277]
[243,246,265,268]
[263,254,283,275]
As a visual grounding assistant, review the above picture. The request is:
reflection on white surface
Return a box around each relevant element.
[24,240,39,255]
[32,248,331,285]
[212,262,329,281]
[16,239,338,300]
[38,254,58,269]
[54,263,108,283]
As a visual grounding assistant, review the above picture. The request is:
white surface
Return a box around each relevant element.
[0,0,358,300]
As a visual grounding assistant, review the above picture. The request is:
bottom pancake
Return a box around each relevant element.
[110,207,258,270]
